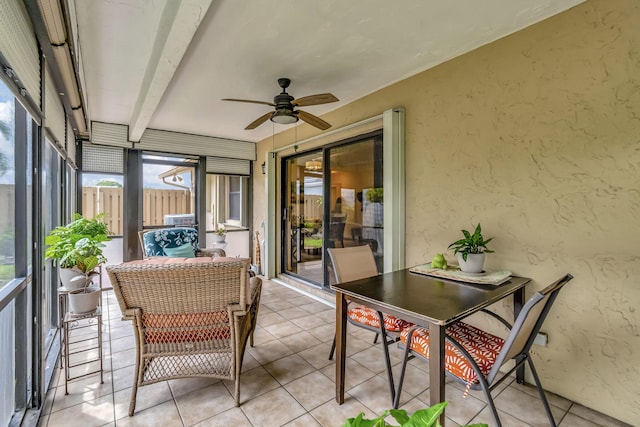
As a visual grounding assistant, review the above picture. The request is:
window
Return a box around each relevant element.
[142,154,196,228]
[0,83,15,287]
[82,173,123,235]
[206,174,248,230]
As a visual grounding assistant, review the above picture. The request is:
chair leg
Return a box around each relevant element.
[376,311,395,405]
[478,372,501,427]
[527,356,557,427]
[329,335,337,360]
[393,326,418,409]
[373,333,379,344]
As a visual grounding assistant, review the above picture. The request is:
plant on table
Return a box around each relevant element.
[447,223,493,261]
[342,402,487,427]
[447,223,493,273]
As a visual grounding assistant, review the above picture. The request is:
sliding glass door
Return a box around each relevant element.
[282,131,383,288]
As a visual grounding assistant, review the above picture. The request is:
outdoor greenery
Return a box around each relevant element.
[342,402,487,427]
[45,213,112,272]
[447,223,493,262]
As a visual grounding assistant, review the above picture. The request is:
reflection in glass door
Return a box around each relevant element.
[283,151,324,283]
[282,131,383,288]
[324,133,383,288]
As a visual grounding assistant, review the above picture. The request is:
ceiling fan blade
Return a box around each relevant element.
[245,112,273,130]
[291,93,338,107]
[297,110,331,130]
[222,98,275,107]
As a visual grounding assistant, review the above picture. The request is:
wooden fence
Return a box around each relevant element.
[82,187,192,235]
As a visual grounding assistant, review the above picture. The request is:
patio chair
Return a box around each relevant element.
[106,257,262,416]
[393,273,574,427]
[138,227,226,258]
[327,245,413,404]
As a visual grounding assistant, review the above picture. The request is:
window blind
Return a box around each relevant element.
[206,156,251,176]
[0,0,40,109]
[82,143,124,174]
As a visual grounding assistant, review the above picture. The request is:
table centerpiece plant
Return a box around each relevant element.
[447,223,493,273]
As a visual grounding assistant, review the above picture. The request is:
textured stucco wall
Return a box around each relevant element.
[253,0,640,422]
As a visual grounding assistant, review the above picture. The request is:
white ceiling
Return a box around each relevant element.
[72,0,584,143]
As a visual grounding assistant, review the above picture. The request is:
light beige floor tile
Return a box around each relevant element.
[320,357,377,390]
[47,394,115,427]
[250,326,277,345]
[350,344,402,375]
[111,364,136,392]
[511,381,572,411]
[109,335,136,353]
[413,387,487,426]
[240,351,260,372]
[277,306,310,320]
[113,381,173,419]
[315,310,336,323]
[108,347,136,371]
[307,324,335,342]
[471,406,532,427]
[291,314,329,330]
[168,377,220,399]
[297,342,334,370]
[263,320,304,339]
[246,338,294,364]
[193,407,252,426]
[223,366,280,402]
[348,375,396,414]
[262,299,296,312]
[174,382,236,426]
[310,393,377,427]
[568,403,631,426]
[256,312,287,327]
[559,412,608,427]
[284,371,335,411]
[263,353,316,385]
[114,400,182,427]
[241,387,306,427]
[494,386,566,425]
[278,331,322,353]
[50,372,114,412]
[282,413,322,427]
[299,301,333,315]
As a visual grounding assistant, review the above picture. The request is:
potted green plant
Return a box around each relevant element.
[45,214,111,312]
[343,402,487,427]
[212,225,227,243]
[447,223,493,273]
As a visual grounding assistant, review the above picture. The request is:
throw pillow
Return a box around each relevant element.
[163,243,195,258]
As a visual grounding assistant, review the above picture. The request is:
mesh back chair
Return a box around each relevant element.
[139,227,226,258]
[107,258,262,416]
[394,273,573,427]
[327,245,413,404]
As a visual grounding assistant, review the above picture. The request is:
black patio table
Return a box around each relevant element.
[332,268,530,425]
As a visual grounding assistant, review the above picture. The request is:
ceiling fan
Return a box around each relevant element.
[222,78,338,131]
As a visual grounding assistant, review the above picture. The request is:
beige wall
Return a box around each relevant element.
[253,0,640,422]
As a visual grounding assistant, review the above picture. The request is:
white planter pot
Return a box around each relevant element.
[457,253,485,273]
[212,234,226,243]
[68,286,101,314]
[59,268,91,290]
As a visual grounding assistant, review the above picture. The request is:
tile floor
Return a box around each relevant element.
[39,277,629,427]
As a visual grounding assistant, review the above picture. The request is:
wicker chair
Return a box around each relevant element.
[106,257,261,416]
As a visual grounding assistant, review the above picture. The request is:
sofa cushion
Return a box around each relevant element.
[163,243,196,258]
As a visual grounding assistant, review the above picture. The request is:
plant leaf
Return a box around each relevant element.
[404,402,447,427]
[388,409,410,424]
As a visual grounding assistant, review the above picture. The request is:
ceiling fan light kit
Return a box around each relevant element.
[271,109,298,124]
[222,78,338,130]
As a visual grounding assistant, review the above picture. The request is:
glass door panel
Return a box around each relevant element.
[325,133,383,288]
[283,151,323,283]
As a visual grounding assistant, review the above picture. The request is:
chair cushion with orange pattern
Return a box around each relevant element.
[348,305,413,332]
[400,322,505,393]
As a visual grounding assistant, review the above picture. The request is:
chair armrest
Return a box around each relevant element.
[479,308,513,330]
